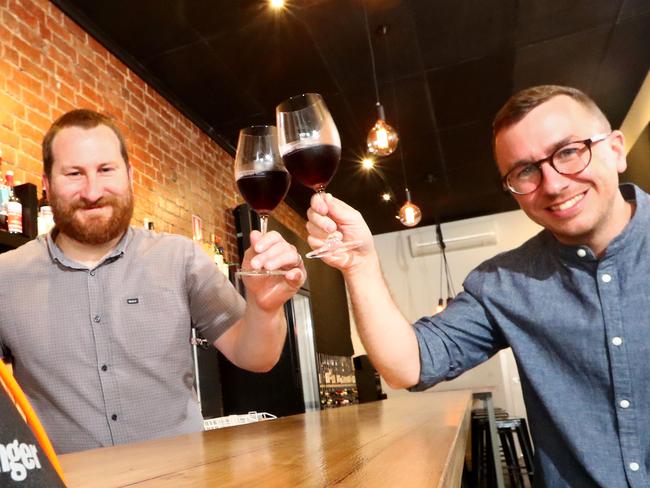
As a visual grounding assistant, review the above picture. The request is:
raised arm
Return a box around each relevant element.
[214,231,305,372]
[306,194,420,389]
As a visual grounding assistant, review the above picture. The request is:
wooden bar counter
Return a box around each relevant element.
[60,390,472,487]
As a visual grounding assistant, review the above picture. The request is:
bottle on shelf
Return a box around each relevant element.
[37,188,55,235]
[5,171,22,234]
[0,150,8,232]
[143,218,154,231]
[212,234,229,277]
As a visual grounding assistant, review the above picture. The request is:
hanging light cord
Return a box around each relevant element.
[363,5,381,106]
[438,251,444,301]
[399,145,409,196]
[443,249,456,297]
[436,223,456,298]
[380,24,409,197]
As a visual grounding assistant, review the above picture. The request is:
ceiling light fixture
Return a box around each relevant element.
[361,157,375,170]
[397,146,421,227]
[381,192,392,202]
[363,12,398,157]
[398,189,421,227]
[269,0,284,10]
[363,10,419,228]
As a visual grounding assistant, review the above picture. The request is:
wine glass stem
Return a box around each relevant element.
[259,214,268,235]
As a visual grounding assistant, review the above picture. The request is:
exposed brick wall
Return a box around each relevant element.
[0,0,308,262]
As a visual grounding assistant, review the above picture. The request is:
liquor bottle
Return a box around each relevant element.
[37,188,55,235]
[0,150,8,232]
[212,235,229,276]
[5,171,22,234]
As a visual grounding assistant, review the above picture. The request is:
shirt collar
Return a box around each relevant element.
[552,183,643,262]
[46,226,133,270]
[602,183,645,257]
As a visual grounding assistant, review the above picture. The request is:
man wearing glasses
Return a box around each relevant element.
[307,85,647,486]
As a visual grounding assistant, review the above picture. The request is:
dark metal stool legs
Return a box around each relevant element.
[470,393,535,488]
[472,393,506,488]
[514,418,534,483]
[493,418,534,486]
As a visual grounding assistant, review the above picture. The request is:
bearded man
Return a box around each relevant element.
[0,109,306,454]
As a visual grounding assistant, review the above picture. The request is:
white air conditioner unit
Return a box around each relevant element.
[408,220,497,257]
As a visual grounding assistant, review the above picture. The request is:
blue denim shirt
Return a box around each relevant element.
[412,184,649,487]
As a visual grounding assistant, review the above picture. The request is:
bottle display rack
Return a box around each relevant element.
[317,353,359,409]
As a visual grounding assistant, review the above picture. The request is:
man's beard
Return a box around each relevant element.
[50,189,134,245]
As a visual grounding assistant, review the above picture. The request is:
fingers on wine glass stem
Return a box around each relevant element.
[325,234,342,245]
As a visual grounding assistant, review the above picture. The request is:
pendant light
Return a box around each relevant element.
[368,104,399,157]
[398,189,421,227]
[362,6,419,226]
[364,12,398,157]
[397,147,421,227]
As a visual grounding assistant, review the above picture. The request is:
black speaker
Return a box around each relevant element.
[193,337,225,419]
[14,182,38,239]
[354,355,387,403]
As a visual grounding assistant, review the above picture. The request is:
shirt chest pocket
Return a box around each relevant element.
[112,289,191,359]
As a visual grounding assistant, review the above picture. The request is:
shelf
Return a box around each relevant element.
[0,231,30,251]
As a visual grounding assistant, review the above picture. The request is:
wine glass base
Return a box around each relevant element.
[306,239,363,259]
[235,269,288,277]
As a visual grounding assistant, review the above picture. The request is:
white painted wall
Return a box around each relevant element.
[349,209,542,419]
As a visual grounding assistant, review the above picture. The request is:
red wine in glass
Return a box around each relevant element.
[234,126,291,276]
[280,144,340,192]
[276,93,361,258]
[236,170,291,213]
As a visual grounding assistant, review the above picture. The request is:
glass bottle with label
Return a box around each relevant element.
[213,235,229,276]
[0,151,8,232]
[5,171,22,234]
[38,188,55,235]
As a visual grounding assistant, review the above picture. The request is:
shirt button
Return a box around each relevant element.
[93,315,101,323]
[89,270,96,276]
[601,273,612,283]
[111,414,118,421]
[612,337,623,346]
[629,462,640,472]
[576,248,587,258]
[101,365,107,372]
[619,399,630,409]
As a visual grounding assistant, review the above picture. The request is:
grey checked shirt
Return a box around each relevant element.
[412,184,650,487]
[0,227,245,454]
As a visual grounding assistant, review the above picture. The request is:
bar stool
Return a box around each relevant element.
[496,418,534,487]
[470,415,535,487]
[471,392,507,488]
[469,393,535,488]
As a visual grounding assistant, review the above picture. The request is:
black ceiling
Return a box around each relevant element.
[52,0,650,235]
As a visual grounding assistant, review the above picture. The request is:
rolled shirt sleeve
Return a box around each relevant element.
[185,240,246,344]
[409,272,508,392]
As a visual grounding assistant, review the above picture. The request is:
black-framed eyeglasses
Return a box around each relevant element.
[502,133,610,195]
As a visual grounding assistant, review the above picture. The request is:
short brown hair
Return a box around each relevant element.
[42,109,129,178]
[492,85,611,143]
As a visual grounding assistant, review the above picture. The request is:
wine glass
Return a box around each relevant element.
[276,93,361,259]
[234,125,291,276]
